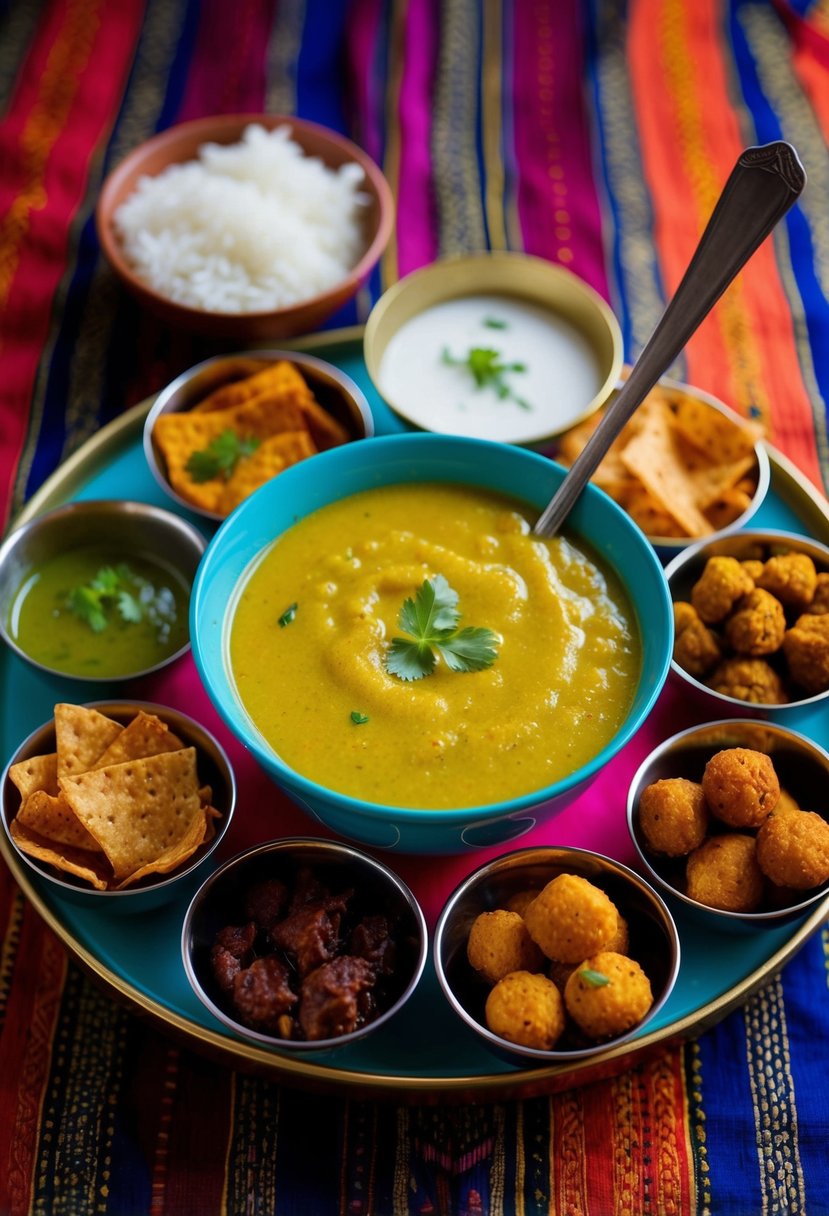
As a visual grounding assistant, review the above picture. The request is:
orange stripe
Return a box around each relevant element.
[629,0,823,486]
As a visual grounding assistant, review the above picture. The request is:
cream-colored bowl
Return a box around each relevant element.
[364,252,622,447]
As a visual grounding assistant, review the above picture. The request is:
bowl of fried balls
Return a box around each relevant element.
[665,529,829,710]
[627,719,829,932]
[433,845,680,1063]
[181,837,427,1051]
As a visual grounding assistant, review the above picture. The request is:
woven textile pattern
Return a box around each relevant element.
[2,1,829,1213]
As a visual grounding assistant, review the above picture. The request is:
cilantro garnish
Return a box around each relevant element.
[350,711,369,725]
[185,429,261,483]
[66,564,176,640]
[278,602,298,628]
[441,346,532,410]
[483,316,508,329]
[579,969,610,988]
[385,575,499,682]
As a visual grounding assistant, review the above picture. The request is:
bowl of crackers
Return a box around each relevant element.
[627,719,829,932]
[554,375,770,559]
[1,701,235,910]
[144,350,373,522]
[433,845,680,1063]
[665,529,829,711]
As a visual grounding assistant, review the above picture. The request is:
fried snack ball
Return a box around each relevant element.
[503,888,542,917]
[805,572,829,615]
[782,613,829,695]
[484,970,566,1050]
[756,552,818,611]
[673,601,698,635]
[741,559,765,582]
[564,952,653,1040]
[685,834,764,912]
[701,748,780,828]
[673,611,723,678]
[466,910,545,985]
[638,778,710,856]
[756,809,829,890]
[723,589,786,657]
[691,556,755,624]
[523,874,619,964]
[707,657,788,705]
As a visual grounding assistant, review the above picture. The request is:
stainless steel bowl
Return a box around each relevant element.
[627,718,829,933]
[181,837,428,1052]
[1,700,236,912]
[0,499,206,681]
[144,350,374,523]
[433,845,680,1063]
[664,528,829,713]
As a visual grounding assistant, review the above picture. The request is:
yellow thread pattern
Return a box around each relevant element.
[392,1107,410,1216]
[530,0,573,266]
[649,1051,683,1214]
[226,1075,279,1211]
[482,0,507,251]
[744,976,806,1213]
[555,1089,587,1213]
[0,0,102,313]
[612,1071,637,1216]
[0,889,24,1021]
[686,1041,711,1216]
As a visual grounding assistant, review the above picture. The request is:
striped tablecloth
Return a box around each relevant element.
[2,2,829,1213]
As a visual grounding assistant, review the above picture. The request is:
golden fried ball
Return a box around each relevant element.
[775,789,801,816]
[673,615,723,678]
[724,589,786,657]
[756,552,818,611]
[467,910,545,985]
[484,970,566,1050]
[606,912,630,955]
[805,572,829,615]
[741,559,765,582]
[564,952,653,1040]
[707,657,788,705]
[685,834,764,912]
[638,778,710,856]
[691,556,754,624]
[673,600,698,635]
[523,874,619,964]
[701,748,780,828]
[756,810,829,890]
[503,888,542,917]
[782,613,829,695]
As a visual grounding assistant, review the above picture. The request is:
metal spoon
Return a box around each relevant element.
[533,141,806,538]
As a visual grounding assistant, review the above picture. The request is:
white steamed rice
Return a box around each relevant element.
[113,123,370,314]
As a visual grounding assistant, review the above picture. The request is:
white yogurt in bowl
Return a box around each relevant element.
[364,252,623,447]
[377,294,603,443]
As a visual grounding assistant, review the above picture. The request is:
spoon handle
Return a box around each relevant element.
[533,141,806,539]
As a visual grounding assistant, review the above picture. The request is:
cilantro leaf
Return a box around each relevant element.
[385,577,499,681]
[278,602,298,628]
[441,346,531,410]
[66,586,108,633]
[483,316,508,329]
[350,711,369,725]
[65,564,177,641]
[185,429,261,483]
[578,969,610,988]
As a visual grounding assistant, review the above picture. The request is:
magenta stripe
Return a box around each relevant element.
[177,0,272,120]
[394,0,439,276]
[346,0,385,166]
[511,0,610,300]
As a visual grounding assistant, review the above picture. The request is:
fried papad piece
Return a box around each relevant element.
[116,806,208,888]
[54,703,123,781]
[296,396,350,450]
[619,401,713,537]
[217,429,318,514]
[191,360,312,414]
[16,788,102,852]
[93,711,184,768]
[9,818,112,890]
[61,746,203,882]
[9,752,59,799]
[672,395,763,463]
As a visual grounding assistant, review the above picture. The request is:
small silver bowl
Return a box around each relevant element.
[182,837,428,1052]
[1,700,236,912]
[665,528,829,713]
[0,499,205,681]
[433,845,680,1063]
[627,719,829,933]
[144,350,374,523]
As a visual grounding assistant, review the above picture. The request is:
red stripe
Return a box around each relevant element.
[0,0,146,527]
[178,0,275,121]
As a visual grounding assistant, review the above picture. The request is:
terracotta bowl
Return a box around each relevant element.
[96,113,394,339]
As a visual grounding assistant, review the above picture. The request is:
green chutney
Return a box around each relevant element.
[8,545,190,678]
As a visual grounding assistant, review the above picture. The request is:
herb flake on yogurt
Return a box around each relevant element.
[377,294,604,443]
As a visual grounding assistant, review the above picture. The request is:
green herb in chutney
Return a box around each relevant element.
[185,429,261,483]
[441,346,532,410]
[385,574,499,682]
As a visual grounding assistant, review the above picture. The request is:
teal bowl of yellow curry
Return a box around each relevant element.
[191,433,673,854]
